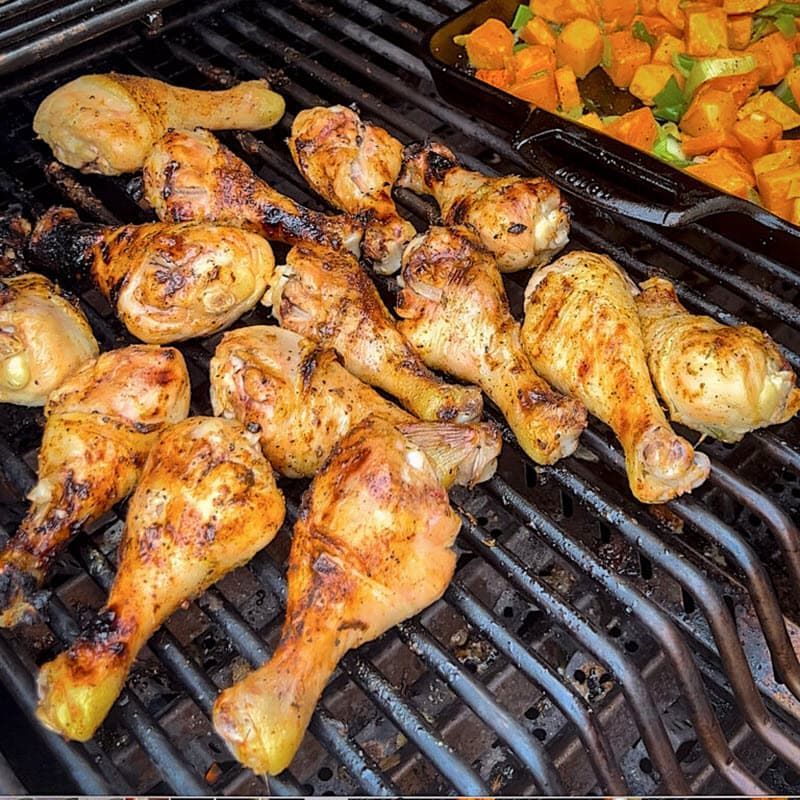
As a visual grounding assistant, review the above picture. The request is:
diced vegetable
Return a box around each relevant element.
[658,0,686,29]
[476,68,514,88]
[512,44,557,78]
[512,4,535,30]
[727,14,754,47]
[520,17,558,47]
[740,89,800,126]
[604,106,660,148]
[757,163,800,215]
[685,7,729,55]
[631,64,681,104]
[556,18,604,77]
[772,138,800,152]
[509,72,559,110]
[752,146,800,174]
[634,14,683,37]
[463,19,516,69]
[579,111,605,128]
[653,33,687,63]
[683,54,758,98]
[682,128,741,153]
[680,87,739,134]
[747,31,794,84]
[733,111,784,157]
[531,0,599,23]
[723,0,767,12]
[698,69,761,104]
[603,30,652,86]
[781,65,800,105]
[600,0,638,25]
[555,65,583,111]
[685,148,755,197]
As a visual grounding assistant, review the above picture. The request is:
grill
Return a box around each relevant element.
[0,0,799,795]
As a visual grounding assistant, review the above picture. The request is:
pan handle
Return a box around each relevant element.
[514,114,800,235]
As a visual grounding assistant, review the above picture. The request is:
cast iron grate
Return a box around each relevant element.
[0,0,799,795]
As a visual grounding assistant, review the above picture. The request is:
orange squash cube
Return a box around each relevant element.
[686,148,754,197]
[599,0,637,27]
[509,72,559,111]
[629,64,681,104]
[732,112,784,160]
[652,33,686,63]
[465,19,515,70]
[699,69,760,106]
[604,106,659,149]
[773,139,800,154]
[723,0,766,11]
[603,30,652,87]
[531,0,599,23]
[753,147,800,176]
[633,14,682,37]
[476,68,514,89]
[685,7,729,56]
[657,0,686,30]
[757,165,800,216]
[579,111,605,129]
[740,91,800,130]
[786,66,800,106]
[747,32,795,86]
[556,19,604,77]
[726,14,753,48]
[681,88,739,135]
[511,44,557,79]
[555,66,582,111]
[520,17,558,49]
[640,0,660,13]
[682,130,731,155]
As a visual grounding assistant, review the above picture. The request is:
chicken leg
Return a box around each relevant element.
[521,251,710,503]
[210,325,500,485]
[36,416,286,740]
[213,415,460,775]
[397,141,570,272]
[30,207,275,344]
[287,105,416,274]
[34,73,285,175]
[0,345,190,627]
[0,273,98,406]
[268,241,483,423]
[142,129,363,255]
[636,276,800,442]
[396,226,587,464]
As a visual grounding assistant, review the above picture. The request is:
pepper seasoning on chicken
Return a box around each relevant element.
[213,415,461,775]
[0,346,190,627]
[521,251,710,503]
[398,141,570,271]
[0,273,98,406]
[396,226,587,464]
[30,207,275,344]
[287,105,416,274]
[269,241,483,423]
[36,416,286,741]
[636,276,800,442]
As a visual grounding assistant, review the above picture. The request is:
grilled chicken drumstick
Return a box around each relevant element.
[636,276,800,442]
[34,74,285,175]
[0,346,190,628]
[213,415,461,775]
[396,226,587,464]
[397,141,570,272]
[210,325,500,485]
[30,207,275,344]
[142,128,363,255]
[287,105,416,273]
[269,241,483,423]
[36,416,285,740]
[521,251,710,503]
[0,273,98,406]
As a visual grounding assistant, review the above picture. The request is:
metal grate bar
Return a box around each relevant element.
[0,749,25,794]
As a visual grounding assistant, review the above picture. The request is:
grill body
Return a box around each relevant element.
[0,0,799,795]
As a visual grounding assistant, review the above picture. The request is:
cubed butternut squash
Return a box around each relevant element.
[786,66,800,106]
[747,32,794,86]
[657,0,686,30]
[773,139,800,153]
[726,14,753,48]
[630,63,681,103]
[723,0,766,12]
[682,129,732,154]
[509,72,559,111]
[633,14,682,37]
[699,69,760,106]
[555,66,582,111]
[640,0,660,14]
[685,149,754,197]
[652,33,686,63]
[556,18,604,77]
[680,87,739,135]
[685,7,729,56]
[740,91,800,129]
[465,19,515,70]
[476,68,514,89]
[752,147,800,175]
[579,111,605,129]
[520,17,558,48]
[604,106,659,149]
[599,0,637,26]
[603,30,652,87]
[511,44,557,79]
[531,0,598,23]
[733,112,784,159]
[757,165,800,216]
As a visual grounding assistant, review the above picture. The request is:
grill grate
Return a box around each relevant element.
[1,0,800,795]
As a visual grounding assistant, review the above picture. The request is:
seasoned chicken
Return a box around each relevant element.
[36,416,285,741]
[396,227,587,464]
[287,106,416,273]
[269,241,483,423]
[213,415,461,775]
[521,251,710,503]
[398,141,570,272]
[34,74,285,175]
[210,325,500,485]
[0,208,31,277]
[142,129,363,255]
[636,276,800,442]
[0,346,190,628]
[0,273,98,406]
[30,207,274,344]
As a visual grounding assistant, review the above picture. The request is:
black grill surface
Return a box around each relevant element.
[1,0,800,795]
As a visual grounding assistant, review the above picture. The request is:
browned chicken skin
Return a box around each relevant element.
[213,415,461,775]
[636,276,800,442]
[0,273,98,406]
[522,251,710,503]
[0,345,190,628]
[269,241,483,423]
[36,416,286,741]
[396,226,587,464]
[210,325,500,486]
[142,128,363,254]
[34,74,285,175]
[287,105,416,273]
[30,207,275,344]
[397,141,570,272]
